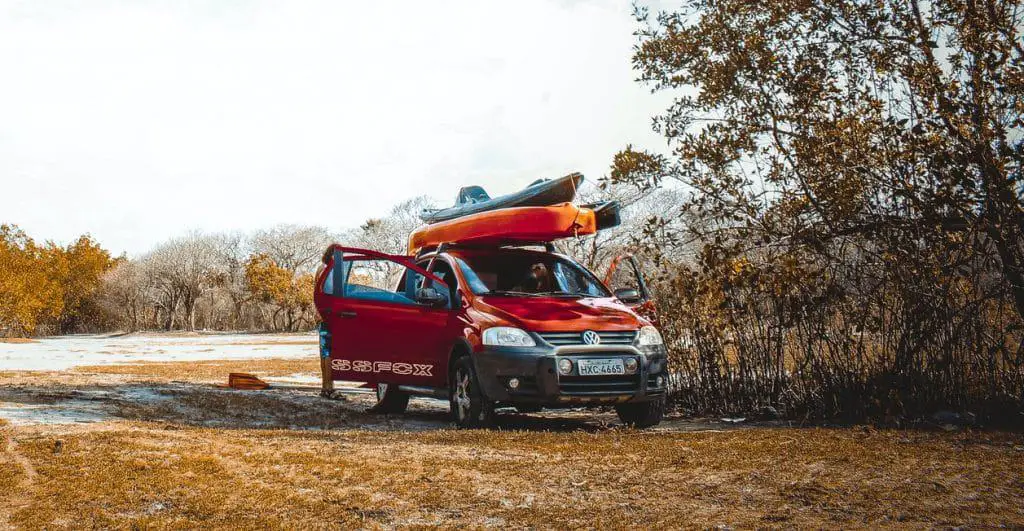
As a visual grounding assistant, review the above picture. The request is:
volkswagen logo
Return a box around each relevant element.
[581,330,601,345]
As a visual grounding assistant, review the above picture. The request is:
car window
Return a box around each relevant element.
[322,268,334,295]
[552,261,605,297]
[452,257,491,293]
[342,258,418,305]
[451,250,609,297]
[417,258,457,306]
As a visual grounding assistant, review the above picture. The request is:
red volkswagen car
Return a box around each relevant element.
[313,243,668,428]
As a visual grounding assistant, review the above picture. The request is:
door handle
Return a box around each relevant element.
[338,311,357,318]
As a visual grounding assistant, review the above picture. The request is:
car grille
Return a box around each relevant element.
[558,374,642,396]
[537,330,638,346]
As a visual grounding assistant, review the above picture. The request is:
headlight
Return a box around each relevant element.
[638,326,663,346]
[482,327,536,347]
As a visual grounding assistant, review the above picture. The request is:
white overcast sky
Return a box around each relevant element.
[0,0,670,256]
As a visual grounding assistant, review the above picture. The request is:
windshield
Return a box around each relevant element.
[451,250,610,298]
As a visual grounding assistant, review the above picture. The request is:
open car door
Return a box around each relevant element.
[604,254,659,325]
[314,246,455,389]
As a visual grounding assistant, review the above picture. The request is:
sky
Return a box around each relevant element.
[0,0,670,256]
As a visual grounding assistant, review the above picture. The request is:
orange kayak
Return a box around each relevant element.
[408,202,596,255]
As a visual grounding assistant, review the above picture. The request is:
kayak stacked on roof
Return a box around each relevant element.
[408,172,621,255]
[419,173,585,223]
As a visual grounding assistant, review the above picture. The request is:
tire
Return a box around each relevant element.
[615,397,665,428]
[371,383,409,414]
[450,357,495,428]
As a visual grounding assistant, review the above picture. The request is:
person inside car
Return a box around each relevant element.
[515,262,554,293]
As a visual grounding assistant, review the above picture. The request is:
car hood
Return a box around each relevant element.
[476,295,644,332]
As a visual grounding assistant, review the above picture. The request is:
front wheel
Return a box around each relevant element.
[615,397,665,428]
[450,357,495,428]
[370,383,409,414]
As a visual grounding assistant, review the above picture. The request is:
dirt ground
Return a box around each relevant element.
[1,341,1023,528]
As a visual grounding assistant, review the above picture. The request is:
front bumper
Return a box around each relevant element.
[472,343,668,407]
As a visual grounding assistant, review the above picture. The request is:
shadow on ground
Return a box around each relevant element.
[0,380,743,432]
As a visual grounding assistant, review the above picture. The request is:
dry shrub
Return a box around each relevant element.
[654,246,1024,425]
[611,0,1024,427]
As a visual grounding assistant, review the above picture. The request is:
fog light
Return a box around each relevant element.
[624,357,639,374]
[656,375,664,387]
[557,358,573,375]
[508,378,520,390]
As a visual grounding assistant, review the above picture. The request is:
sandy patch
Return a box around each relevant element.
[0,333,316,371]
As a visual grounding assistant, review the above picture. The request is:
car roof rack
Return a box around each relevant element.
[414,242,452,259]
[418,241,558,257]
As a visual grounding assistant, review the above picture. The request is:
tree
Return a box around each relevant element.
[54,235,115,333]
[244,253,314,331]
[616,0,1024,317]
[0,225,63,337]
[145,232,220,331]
[353,195,434,255]
[250,224,335,274]
[209,231,250,329]
[352,195,435,289]
[607,0,1024,420]
[559,183,694,273]
[97,260,146,332]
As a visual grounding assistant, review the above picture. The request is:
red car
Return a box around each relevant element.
[313,243,668,428]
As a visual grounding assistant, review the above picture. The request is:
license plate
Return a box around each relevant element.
[577,358,625,376]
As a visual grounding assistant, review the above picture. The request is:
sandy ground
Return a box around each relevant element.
[0,333,728,431]
[1,334,1022,528]
[0,332,314,372]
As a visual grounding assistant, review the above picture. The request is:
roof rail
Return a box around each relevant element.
[418,241,559,254]
[415,242,455,259]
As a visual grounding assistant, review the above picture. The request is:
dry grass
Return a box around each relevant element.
[74,357,319,382]
[0,424,1020,528]
[0,338,36,344]
[3,357,1024,528]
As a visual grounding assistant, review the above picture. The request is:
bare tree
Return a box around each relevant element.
[208,231,250,329]
[560,184,693,274]
[138,253,179,330]
[251,224,335,275]
[96,261,146,332]
[353,196,434,255]
[144,232,220,331]
[350,196,436,289]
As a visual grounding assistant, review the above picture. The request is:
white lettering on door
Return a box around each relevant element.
[331,358,434,377]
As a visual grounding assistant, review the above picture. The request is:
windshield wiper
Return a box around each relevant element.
[533,291,584,298]
[482,290,541,297]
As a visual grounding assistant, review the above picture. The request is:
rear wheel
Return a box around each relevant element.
[371,383,409,414]
[450,357,495,428]
[615,397,665,428]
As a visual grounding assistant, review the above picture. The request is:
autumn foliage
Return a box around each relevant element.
[244,253,315,332]
[0,224,114,337]
[610,0,1024,424]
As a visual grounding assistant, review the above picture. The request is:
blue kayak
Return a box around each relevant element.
[420,173,584,224]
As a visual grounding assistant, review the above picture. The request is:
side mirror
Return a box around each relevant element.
[416,287,447,308]
[614,288,643,304]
